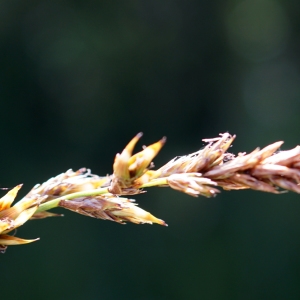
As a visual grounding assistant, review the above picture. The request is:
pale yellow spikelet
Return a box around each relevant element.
[110,133,165,194]
[0,186,39,253]
[112,205,167,226]
[0,185,22,211]
[167,173,219,197]
[24,168,110,205]
[2,207,38,234]
[0,235,39,246]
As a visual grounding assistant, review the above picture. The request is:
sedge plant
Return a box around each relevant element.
[1,132,300,253]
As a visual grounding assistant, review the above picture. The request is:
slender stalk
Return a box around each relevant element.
[140,178,168,188]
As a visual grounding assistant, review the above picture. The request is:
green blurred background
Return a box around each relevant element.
[2,1,300,299]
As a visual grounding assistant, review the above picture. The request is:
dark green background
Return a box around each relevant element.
[2,1,300,299]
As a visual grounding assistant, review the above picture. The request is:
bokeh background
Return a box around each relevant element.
[1,1,300,299]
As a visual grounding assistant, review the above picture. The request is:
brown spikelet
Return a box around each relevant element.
[59,195,166,226]
[151,134,300,196]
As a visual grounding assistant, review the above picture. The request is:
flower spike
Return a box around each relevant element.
[2,132,300,254]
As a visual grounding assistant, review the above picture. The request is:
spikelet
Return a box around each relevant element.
[59,195,166,226]
[0,185,39,253]
[23,168,110,204]
[109,133,166,194]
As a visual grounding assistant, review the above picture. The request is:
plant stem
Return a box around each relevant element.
[140,177,168,188]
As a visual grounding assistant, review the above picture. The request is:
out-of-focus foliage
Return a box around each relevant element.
[1,1,300,299]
